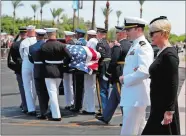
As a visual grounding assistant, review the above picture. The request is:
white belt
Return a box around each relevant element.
[34,61,43,64]
[45,60,63,64]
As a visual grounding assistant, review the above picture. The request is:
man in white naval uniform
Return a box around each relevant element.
[19,25,37,115]
[119,17,154,135]
[63,31,76,110]
[82,30,98,114]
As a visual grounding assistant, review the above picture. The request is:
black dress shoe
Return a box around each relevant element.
[95,116,108,124]
[82,110,95,115]
[21,109,28,114]
[44,111,52,118]
[48,118,62,121]
[65,105,74,110]
[70,108,80,112]
[36,114,47,120]
[20,104,22,109]
[27,111,36,116]
[95,112,102,117]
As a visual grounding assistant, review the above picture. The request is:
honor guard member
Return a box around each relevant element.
[7,27,28,113]
[96,26,131,124]
[82,30,98,114]
[119,17,154,135]
[64,31,76,44]
[62,31,75,110]
[19,25,37,116]
[28,29,49,119]
[70,29,87,112]
[95,27,111,116]
[40,28,72,121]
[75,28,87,46]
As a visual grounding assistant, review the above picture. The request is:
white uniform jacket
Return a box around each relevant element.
[19,37,37,69]
[120,35,154,107]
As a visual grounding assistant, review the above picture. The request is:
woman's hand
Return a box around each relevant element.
[119,76,124,84]
[162,111,173,125]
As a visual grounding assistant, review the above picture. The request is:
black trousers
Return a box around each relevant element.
[34,78,49,115]
[73,73,84,110]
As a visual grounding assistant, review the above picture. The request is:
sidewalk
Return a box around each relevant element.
[178,80,185,135]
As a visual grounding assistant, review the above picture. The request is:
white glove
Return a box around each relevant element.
[103,75,108,81]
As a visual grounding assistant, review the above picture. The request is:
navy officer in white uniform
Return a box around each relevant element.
[119,17,154,135]
[82,30,98,114]
[40,28,72,121]
[19,25,37,116]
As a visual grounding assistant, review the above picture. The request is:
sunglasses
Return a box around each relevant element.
[149,30,162,37]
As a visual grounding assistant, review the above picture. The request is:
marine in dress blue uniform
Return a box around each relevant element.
[28,29,49,119]
[40,28,72,121]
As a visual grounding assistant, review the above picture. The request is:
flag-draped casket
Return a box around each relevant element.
[66,45,101,75]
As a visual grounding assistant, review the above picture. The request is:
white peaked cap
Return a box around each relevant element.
[87,30,97,35]
[124,16,148,25]
[1,32,7,35]
[26,25,36,30]
[45,28,58,33]
[64,31,75,36]
[35,29,46,35]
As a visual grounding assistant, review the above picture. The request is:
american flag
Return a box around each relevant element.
[66,45,101,75]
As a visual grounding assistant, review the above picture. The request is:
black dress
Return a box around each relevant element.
[142,47,180,135]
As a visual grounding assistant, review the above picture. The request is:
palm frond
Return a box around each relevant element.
[50,8,58,19]
[31,4,38,13]
[11,0,24,9]
[116,10,122,18]
[39,0,51,8]
[139,0,145,6]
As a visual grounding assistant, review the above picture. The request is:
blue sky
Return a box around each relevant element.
[2,1,185,35]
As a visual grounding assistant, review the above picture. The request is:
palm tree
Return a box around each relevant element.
[116,10,122,26]
[50,8,57,27]
[31,4,38,25]
[11,0,24,35]
[38,0,50,26]
[101,7,112,30]
[23,17,32,26]
[56,8,64,25]
[91,0,96,29]
[139,0,145,18]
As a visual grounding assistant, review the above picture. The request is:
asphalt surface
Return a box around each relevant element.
[1,59,185,135]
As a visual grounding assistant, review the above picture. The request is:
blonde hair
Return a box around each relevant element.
[149,19,171,35]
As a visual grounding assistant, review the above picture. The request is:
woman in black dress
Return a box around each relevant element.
[142,16,180,135]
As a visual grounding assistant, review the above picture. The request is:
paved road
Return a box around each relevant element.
[1,59,185,135]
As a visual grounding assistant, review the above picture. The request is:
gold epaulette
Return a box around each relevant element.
[117,61,125,65]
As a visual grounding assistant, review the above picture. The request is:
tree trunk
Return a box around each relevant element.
[73,9,76,31]
[140,6,142,18]
[13,10,15,36]
[34,14,35,25]
[105,0,109,30]
[40,9,43,27]
[117,18,119,26]
[91,0,96,29]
